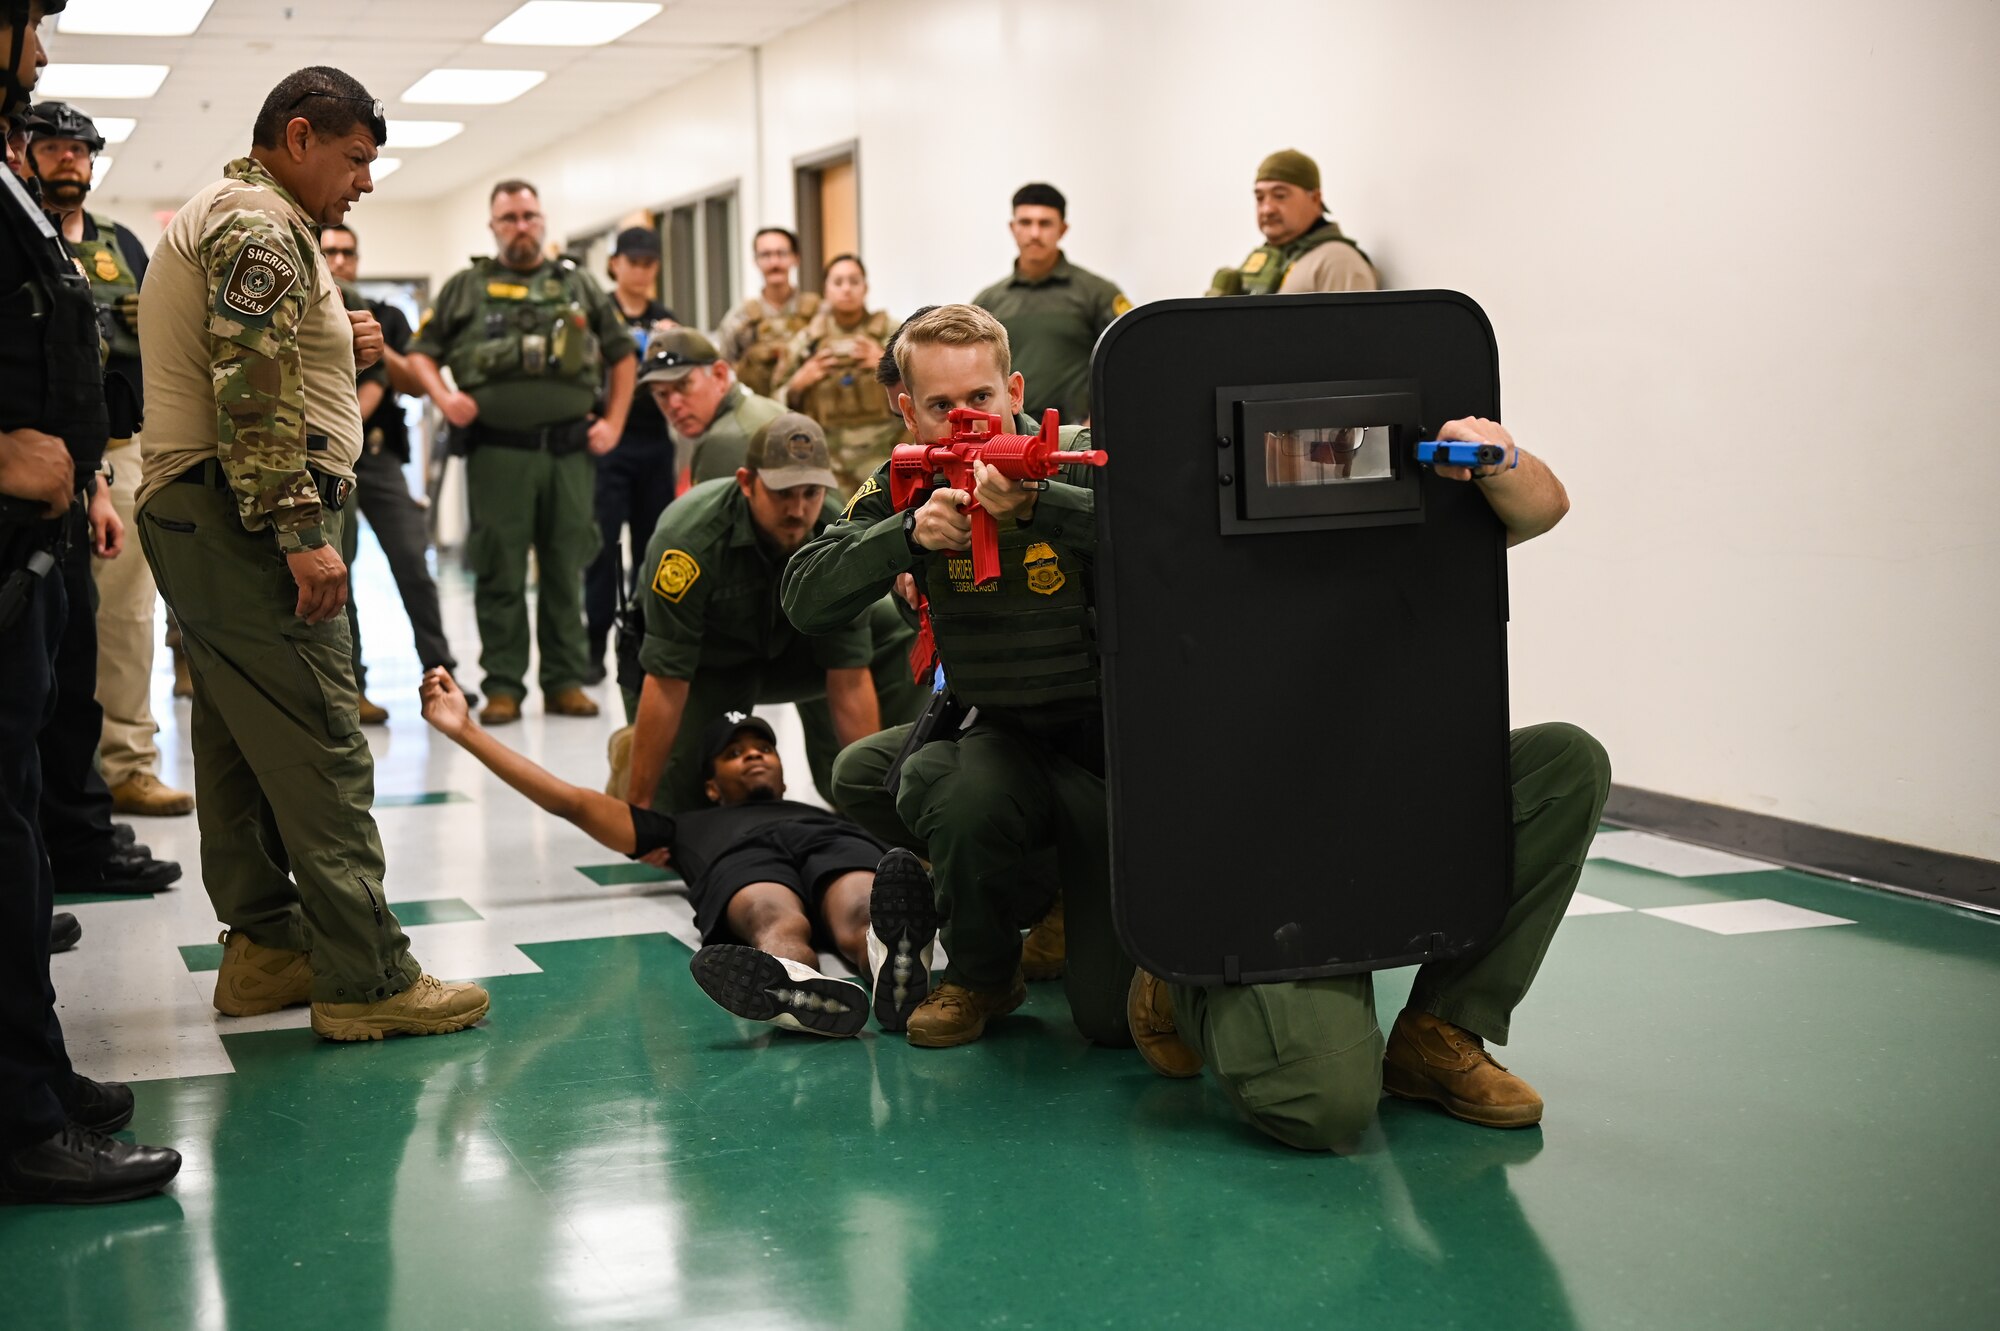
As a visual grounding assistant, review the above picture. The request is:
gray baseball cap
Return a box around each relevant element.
[747,412,839,491]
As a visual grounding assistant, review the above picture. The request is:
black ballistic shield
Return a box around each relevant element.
[1093,291,1513,985]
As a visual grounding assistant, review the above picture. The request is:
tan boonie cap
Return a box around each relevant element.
[1255,148,1320,192]
[747,412,840,491]
[638,327,722,385]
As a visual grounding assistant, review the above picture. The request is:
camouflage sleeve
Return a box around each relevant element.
[714,300,752,361]
[770,327,815,408]
[201,211,320,535]
[780,465,911,635]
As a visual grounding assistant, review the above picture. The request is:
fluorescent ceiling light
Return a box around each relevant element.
[401,69,547,106]
[93,117,138,145]
[58,0,214,36]
[35,65,170,99]
[385,120,464,149]
[483,1,662,47]
[371,158,403,182]
[91,155,114,187]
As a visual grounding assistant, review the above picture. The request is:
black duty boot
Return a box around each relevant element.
[0,1125,181,1205]
[50,912,82,954]
[55,847,181,894]
[58,1074,135,1134]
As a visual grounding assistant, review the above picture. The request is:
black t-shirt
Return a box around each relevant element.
[362,301,415,460]
[627,798,862,889]
[618,297,675,442]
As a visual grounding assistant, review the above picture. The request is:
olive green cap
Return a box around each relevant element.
[1255,149,1320,192]
[746,412,839,491]
[637,327,721,385]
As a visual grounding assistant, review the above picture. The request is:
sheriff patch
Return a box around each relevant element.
[842,476,880,519]
[651,549,701,603]
[1024,542,1065,595]
[219,242,298,320]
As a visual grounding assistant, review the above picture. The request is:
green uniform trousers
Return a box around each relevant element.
[632,599,928,814]
[139,473,419,1003]
[465,445,598,702]
[1170,722,1611,1151]
[891,710,1134,1046]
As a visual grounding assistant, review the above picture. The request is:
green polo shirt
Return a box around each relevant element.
[972,252,1129,426]
[676,383,786,485]
[638,477,869,681]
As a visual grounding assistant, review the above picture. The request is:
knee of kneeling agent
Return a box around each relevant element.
[1233,1062,1381,1153]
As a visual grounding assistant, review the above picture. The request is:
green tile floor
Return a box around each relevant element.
[11,853,1998,1330]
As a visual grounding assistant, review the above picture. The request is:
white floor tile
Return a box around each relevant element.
[1589,829,1777,878]
[1640,899,1855,935]
[1565,892,1633,917]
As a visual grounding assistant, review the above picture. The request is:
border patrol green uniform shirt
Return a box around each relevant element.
[973,254,1129,425]
[409,257,633,432]
[677,384,785,487]
[638,477,871,682]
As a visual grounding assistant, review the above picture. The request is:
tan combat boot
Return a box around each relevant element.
[479,695,522,726]
[212,930,313,1017]
[1381,1009,1544,1128]
[1020,894,1066,981]
[905,974,1027,1049]
[545,687,600,718]
[357,695,390,725]
[108,772,195,817]
[310,974,491,1042]
[604,724,634,798]
[1127,969,1203,1078]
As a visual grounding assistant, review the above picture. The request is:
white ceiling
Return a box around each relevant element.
[44,0,849,206]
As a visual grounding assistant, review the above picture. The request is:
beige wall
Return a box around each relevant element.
[221,0,2000,857]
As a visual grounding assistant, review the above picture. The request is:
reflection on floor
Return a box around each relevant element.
[8,543,1998,1329]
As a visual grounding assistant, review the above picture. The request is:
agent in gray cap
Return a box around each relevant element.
[636,326,783,488]
[1207,148,1378,296]
[610,411,925,814]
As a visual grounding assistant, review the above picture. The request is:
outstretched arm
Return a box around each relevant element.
[420,669,639,853]
[1430,416,1569,548]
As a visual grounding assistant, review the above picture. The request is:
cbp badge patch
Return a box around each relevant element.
[842,476,880,520]
[652,549,701,603]
[1023,542,1064,595]
[219,242,298,320]
[1111,292,1133,318]
[1240,250,1268,275]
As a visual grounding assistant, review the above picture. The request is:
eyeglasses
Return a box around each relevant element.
[286,89,386,122]
[492,212,543,229]
[321,246,357,258]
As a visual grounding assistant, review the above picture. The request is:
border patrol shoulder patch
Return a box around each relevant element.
[652,549,702,603]
[218,241,300,322]
[842,475,881,520]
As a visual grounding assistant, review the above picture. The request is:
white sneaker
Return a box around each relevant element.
[689,945,868,1037]
[866,849,939,1033]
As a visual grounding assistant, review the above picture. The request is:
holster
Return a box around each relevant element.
[881,679,976,799]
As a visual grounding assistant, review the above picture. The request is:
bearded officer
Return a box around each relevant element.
[1207,149,1379,297]
[137,66,489,1042]
[405,178,636,725]
[0,0,182,1205]
[620,410,921,813]
[22,100,192,817]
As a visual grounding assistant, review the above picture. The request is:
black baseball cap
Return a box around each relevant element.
[613,226,661,259]
[700,712,778,779]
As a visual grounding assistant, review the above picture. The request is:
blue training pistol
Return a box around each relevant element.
[1415,440,1513,470]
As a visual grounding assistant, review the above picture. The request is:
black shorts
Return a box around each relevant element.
[692,821,886,947]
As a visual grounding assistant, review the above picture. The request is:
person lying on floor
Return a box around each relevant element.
[418,669,939,1037]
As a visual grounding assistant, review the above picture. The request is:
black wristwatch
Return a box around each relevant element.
[901,507,925,557]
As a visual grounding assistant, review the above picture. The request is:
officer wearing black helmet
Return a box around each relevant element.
[0,0,182,1206]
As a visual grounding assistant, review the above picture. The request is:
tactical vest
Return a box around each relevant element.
[1207,223,1370,297]
[0,171,108,475]
[925,466,1098,710]
[75,212,139,360]
[445,258,605,393]
[735,291,819,398]
[794,308,893,433]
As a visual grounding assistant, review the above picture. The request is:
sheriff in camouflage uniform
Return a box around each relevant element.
[136,69,488,1042]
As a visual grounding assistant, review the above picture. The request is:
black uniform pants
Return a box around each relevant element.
[585,432,676,656]
[1,532,74,1148]
[37,514,117,878]
[345,446,456,690]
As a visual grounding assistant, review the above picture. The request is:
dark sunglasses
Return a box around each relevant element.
[287,89,387,122]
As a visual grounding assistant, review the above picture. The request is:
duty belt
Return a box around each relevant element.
[468,419,591,452]
[171,457,353,510]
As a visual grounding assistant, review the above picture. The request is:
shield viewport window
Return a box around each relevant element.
[1262,425,1395,486]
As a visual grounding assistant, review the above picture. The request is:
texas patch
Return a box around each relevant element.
[218,242,299,321]
[652,549,701,603]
